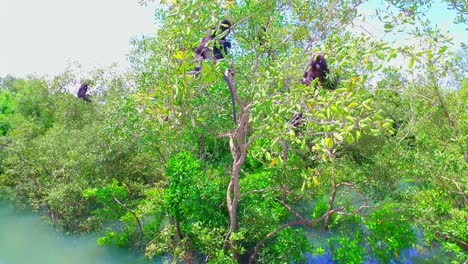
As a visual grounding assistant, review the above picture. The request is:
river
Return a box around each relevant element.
[0,202,159,264]
[0,201,449,264]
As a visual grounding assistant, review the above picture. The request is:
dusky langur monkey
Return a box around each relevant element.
[193,19,232,72]
[77,83,91,102]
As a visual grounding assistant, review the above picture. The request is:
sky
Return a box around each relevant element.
[0,0,158,77]
[0,1,466,78]
[357,0,467,47]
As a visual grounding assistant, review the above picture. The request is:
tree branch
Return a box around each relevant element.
[277,199,305,221]
[113,196,143,240]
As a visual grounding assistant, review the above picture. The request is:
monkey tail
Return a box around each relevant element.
[223,70,237,123]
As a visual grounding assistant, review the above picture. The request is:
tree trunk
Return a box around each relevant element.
[223,67,252,261]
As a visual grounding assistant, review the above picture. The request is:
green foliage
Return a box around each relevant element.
[365,205,417,263]
[1,0,468,263]
[332,233,365,264]
[165,151,201,221]
[331,205,416,264]
[0,90,16,135]
[257,228,310,264]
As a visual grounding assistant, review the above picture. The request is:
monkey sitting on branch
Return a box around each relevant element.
[192,19,232,73]
[303,53,337,90]
[287,53,339,143]
[77,82,92,102]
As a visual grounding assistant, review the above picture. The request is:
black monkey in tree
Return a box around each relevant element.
[257,25,276,59]
[212,19,232,60]
[193,19,232,72]
[77,83,91,102]
[290,54,338,131]
[303,53,337,90]
[191,19,237,124]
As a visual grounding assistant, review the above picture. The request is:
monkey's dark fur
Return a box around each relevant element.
[194,19,232,67]
[77,83,91,102]
[303,53,337,90]
[291,54,337,130]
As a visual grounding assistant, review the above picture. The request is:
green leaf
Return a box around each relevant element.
[384,23,394,32]
[408,57,415,68]
[324,137,334,149]
[348,102,359,109]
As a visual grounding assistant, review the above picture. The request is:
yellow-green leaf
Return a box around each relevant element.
[408,57,415,68]
[324,138,334,149]
[348,102,359,109]
[312,144,321,151]
[313,177,319,186]
[269,158,278,168]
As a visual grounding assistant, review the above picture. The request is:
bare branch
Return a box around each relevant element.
[277,199,305,221]
[113,196,143,240]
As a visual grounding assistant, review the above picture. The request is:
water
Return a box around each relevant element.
[304,233,448,264]
[0,203,159,264]
[0,202,450,264]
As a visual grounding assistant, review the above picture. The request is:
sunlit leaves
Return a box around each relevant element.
[324,137,334,149]
[384,22,394,32]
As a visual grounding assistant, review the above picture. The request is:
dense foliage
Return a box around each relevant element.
[0,0,466,263]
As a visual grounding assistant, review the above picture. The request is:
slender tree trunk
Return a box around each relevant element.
[223,66,252,261]
[324,181,338,230]
[225,103,249,256]
[175,220,183,240]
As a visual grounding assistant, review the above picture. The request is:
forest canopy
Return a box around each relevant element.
[0,0,467,263]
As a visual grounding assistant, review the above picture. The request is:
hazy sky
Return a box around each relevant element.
[0,1,466,78]
[0,0,158,77]
[359,1,467,46]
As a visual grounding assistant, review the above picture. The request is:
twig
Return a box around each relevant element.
[440,176,467,205]
[324,181,338,230]
[113,196,144,240]
[277,199,304,221]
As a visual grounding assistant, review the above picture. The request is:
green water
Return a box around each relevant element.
[0,203,159,264]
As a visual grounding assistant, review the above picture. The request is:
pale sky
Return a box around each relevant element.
[0,0,158,77]
[0,1,466,78]
[357,0,467,47]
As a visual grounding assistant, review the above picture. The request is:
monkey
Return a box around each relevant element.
[303,53,337,90]
[191,20,237,123]
[77,83,91,102]
[281,55,338,166]
[256,25,276,60]
[303,53,329,87]
[212,19,232,60]
[287,54,336,134]
[194,35,212,63]
[193,19,232,72]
